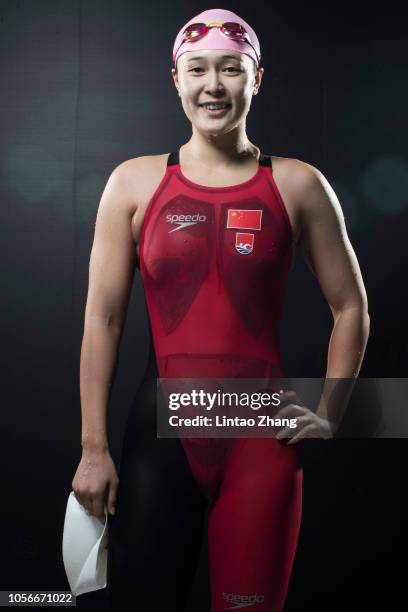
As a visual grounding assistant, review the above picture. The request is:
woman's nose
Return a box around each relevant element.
[204,70,225,93]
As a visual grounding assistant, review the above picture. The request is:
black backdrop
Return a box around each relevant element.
[0,0,407,610]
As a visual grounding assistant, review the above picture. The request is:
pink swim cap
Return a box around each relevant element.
[173,8,261,69]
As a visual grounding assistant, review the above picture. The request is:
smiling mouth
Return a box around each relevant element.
[199,103,231,108]
[199,103,232,115]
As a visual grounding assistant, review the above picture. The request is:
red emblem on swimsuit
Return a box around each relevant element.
[235,232,254,255]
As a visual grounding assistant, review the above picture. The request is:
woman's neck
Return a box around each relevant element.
[183,130,260,169]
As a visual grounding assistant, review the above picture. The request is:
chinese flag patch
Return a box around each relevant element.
[227,209,263,230]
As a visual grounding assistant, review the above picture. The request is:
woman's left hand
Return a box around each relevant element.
[274,391,335,444]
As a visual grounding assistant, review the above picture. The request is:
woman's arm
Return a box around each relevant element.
[79,160,139,453]
[293,160,370,428]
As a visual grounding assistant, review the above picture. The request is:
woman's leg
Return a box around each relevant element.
[106,370,208,611]
[207,438,303,612]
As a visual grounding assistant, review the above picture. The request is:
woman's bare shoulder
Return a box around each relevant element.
[272,154,341,230]
[271,154,321,174]
[114,153,169,181]
[271,154,326,197]
[272,154,327,184]
[112,153,170,208]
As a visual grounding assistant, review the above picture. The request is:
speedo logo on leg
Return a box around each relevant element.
[223,592,265,609]
[166,212,207,233]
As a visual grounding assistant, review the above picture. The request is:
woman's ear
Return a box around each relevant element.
[171,67,181,96]
[254,66,264,94]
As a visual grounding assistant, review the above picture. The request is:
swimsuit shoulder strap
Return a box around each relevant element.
[167,151,179,166]
[258,153,272,167]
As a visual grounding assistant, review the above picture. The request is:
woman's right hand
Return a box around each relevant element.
[72,449,119,525]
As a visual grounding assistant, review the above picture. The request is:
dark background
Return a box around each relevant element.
[0,0,407,610]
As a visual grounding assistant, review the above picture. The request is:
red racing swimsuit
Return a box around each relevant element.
[107,150,303,612]
[139,151,303,612]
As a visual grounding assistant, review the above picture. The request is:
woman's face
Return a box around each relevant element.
[171,50,264,135]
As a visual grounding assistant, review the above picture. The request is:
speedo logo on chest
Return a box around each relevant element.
[166,212,207,233]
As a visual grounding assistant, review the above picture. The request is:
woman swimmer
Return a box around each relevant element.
[72,8,370,612]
